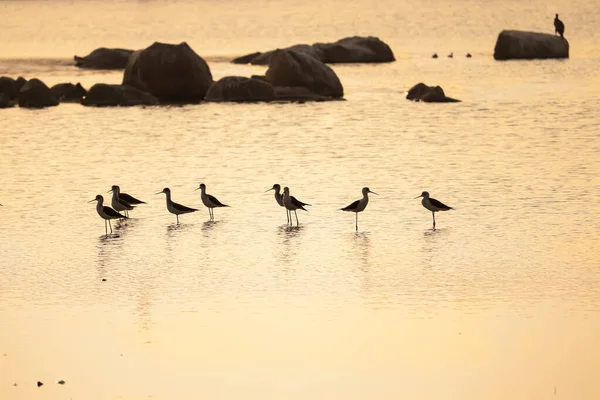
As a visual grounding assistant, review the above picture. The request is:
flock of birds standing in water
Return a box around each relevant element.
[79,184,454,236]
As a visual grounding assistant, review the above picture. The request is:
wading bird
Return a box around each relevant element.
[415,191,453,228]
[266,183,289,224]
[554,14,565,39]
[89,194,128,236]
[196,183,229,220]
[108,187,134,218]
[156,188,197,224]
[282,187,310,227]
[340,187,378,231]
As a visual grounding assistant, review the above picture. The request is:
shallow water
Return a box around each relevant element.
[1,0,600,399]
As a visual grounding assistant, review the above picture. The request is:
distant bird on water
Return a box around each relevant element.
[156,188,197,224]
[266,183,289,224]
[196,183,229,220]
[432,53,438,59]
[340,187,378,231]
[415,191,453,228]
[466,53,472,58]
[88,194,128,236]
[554,14,565,39]
[283,187,310,227]
[447,52,454,58]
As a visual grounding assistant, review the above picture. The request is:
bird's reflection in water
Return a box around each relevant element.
[277,224,305,265]
[202,220,221,232]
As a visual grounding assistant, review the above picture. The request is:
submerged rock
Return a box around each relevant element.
[123,42,213,103]
[0,76,27,108]
[74,48,134,69]
[18,79,59,108]
[232,36,394,65]
[493,30,569,60]
[406,83,461,103]
[51,83,87,103]
[205,76,275,102]
[266,49,344,99]
[82,84,158,107]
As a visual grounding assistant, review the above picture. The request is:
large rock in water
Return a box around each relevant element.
[74,48,134,69]
[314,36,395,63]
[205,76,275,102]
[266,50,344,98]
[123,42,213,102]
[82,84,159,107]
[232,36,394,65]
[494,30,569,60]
[406,83,460,103]
[18,79,59,108]
[51,83,87,103]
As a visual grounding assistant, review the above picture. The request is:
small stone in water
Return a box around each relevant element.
[57,380,65,385]
[36,381,43,387]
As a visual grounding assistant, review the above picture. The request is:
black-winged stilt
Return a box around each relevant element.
[415,191,453,228]
[108,187,134,218]
[112,185,146,215]
[156,188,197,224]
[266,183,290,224]
[88,194,128,236]
[340,187,377,231]
[282,187,310,226]
[196,183,229,220]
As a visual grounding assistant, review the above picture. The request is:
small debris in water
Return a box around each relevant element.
[57,380,65,385]
[102,278,107,281]
[36,381,43,387]
[13,383,17,387]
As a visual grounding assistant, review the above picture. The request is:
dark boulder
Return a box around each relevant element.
[493,30,569,60]
[231,52,262,64]
[314,36,395,63]
[205,76,275,102]
[266,49,344,98]
[406,83,460,103]
[81,84,159,107]
[231,36,394,65]
[18,79,59,108]
[74,48,134,69]
[122,42,213,103]
[51,83,87,103]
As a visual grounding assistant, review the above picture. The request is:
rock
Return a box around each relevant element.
[493,30,569,60]
[205,76,275,102]
[122,42,213,103]
[36,381,43,387]
[74,48,134,69]
[81,84,159,107]
[51,83,87,103]
[232,36,394,65]
[231,52,262,64]
[266,49,344,98]
[314,36,395,63]
[406,83,460,103]
[18,79,59,108]
[0,77,18,108]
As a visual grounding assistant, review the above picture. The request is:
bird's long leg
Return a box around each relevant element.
[176,214,179,224]
[108,219,113,234]
[432,212,436,228]
[294,210,299,226]
[356,213,358,232]
[286,209,290,224]
[104,220,108,236]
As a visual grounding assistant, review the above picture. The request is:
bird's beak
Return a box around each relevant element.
[88,199,96,203]
[155,191,163,195]
[265,188,274,192]
[194,186,200,191]
[107,189,113,193]
[369,190,378,195]
[414,195,422,199]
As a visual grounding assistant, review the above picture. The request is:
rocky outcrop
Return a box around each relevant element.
[1,77,18,108]
[74,48,134,69]
[493,30,569,60]
[232,36,394,65]
[266,49,344,99]
[122,42,213,103]
[205,76,275,102]
[406,83,460,103]
[82,84,159,107]
[314,36,395,63]
[51,83,87,103]
[18,78,59,108]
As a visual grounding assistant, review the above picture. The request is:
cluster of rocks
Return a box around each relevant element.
[1,30,570,109]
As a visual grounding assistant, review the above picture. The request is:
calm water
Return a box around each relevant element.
[1,0,600,399]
